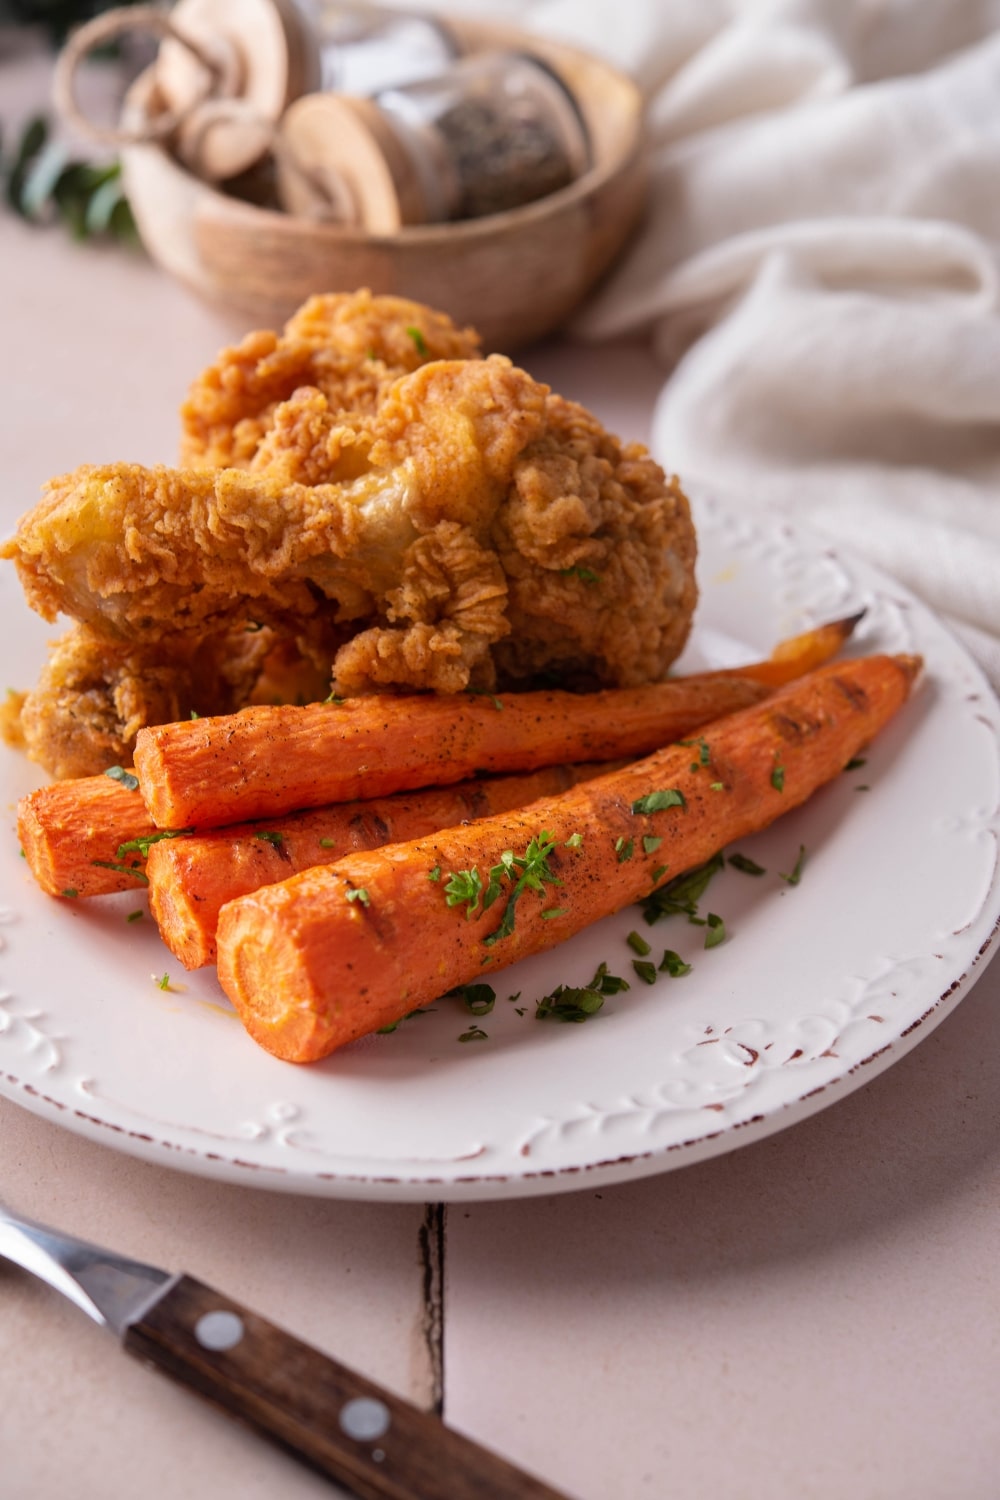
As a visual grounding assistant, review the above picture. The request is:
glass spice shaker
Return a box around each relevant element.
[277,49,591,227]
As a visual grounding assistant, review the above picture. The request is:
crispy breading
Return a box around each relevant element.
[180,289,482,470]
[3,312,699,777]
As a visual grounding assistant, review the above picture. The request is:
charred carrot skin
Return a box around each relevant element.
[133,676,771,830]
[216,654,920,1064]
[147,761,617,970]
[17,774,159,898]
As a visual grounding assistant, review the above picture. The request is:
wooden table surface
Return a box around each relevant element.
[1,35,999,1500]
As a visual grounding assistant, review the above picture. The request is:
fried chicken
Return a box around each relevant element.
[9,622,335,780]
[180,289,482,470]
[3,344,697,777]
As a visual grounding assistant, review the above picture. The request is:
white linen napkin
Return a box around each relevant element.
[420,0,1000,688]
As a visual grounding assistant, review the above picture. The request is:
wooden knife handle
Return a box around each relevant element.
[124,1275,569,1500]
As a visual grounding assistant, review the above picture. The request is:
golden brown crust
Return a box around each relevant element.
[4,297,698,776]
[179,289,482,470]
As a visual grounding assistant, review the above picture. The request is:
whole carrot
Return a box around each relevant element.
[133,675,772,830]
[147,761,618,969]
[216,654,920,1063]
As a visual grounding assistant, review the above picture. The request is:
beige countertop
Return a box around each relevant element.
[2,35,999,1500]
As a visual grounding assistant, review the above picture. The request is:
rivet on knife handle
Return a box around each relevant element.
[124,1274,571,1500]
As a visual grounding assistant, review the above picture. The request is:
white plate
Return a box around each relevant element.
[2,496,999,1200]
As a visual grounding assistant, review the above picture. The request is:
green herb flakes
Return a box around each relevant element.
[104,765,139,791]
[642,835,663,856]
[778,845,807,886]
[844,756,867,771]
[534,961,629,1023]
[626,930,651,956]
[704,913,726,949]
[458,1024,488,1043]
[450,983,496,1015]
[60,887,77,899]
[728,852,766,876]
[639,851,724,926]
[631,789,686,815]
[126,910,144,924]
[116,828,192,860]
[428,865,442,881]
[560,564,601,584]
[254,830,284,849]
[406,325,429,356]
[444,867,483,915]
[615,836,635,863]
[345,887,370,905]
[660,950,692,977]
[771,763,785,792]
[632,959,658,985]
[319,838,335,849]
[564,832,584,849]
[482,832,562,948]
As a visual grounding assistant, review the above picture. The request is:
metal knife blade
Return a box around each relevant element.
[0,1203,569,1500]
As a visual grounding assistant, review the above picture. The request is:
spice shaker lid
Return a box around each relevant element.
[275,92,429,231]
[157,0,317,171]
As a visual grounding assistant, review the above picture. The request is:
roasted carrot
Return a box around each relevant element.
[17,772,161,898]
[147,761,620,970]
[134,675,775,830]
[711,612,865,687]
[216,654,921,1063]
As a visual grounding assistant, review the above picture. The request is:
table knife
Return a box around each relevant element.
[0,1203,569,1500]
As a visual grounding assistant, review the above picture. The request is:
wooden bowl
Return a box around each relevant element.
[120,18,647,349]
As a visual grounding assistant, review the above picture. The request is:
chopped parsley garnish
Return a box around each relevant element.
[104,765,139,791]
[626,930,651,956]
[771,763,785,792]
[642,835,663,856]
[116,828,192,860]
[560,564,601,584]
[844,756,867,771]
[778,845,807,886]
[254,830,284,849]
[678,736,711,766]
[631,789,686,815]
[448,982,496,1015]
[535,961,629,1022]
[482,832,561,948]
[564,832,584,849]
[458,1024,488,1043]
[615,836,634,863]
[126,910,144,923]
[61,887,77,899]
[323,692,345,705]
[345,887,370,906]
[406,325,429,356]
[632,959,657,985]
[660,950,692,977]
[428,865,442,881]
[710,782,725,791]
[540,907,567,920]
[728,852,766,876]
[154,972,171,990]
[444,867,483,915]
[319,837,335,849]
[704,913,726,948]
[91,858,149,885]
[638,851,724,925]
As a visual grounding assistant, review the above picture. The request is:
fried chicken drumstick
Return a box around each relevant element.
[2,295,697,778]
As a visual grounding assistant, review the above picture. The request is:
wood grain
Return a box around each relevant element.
[125,1275,571,1499]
